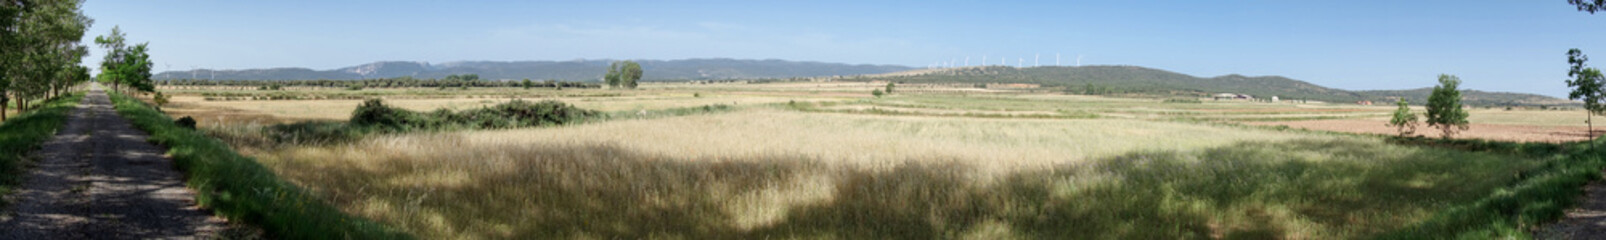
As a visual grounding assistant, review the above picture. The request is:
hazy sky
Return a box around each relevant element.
[81,1,1606,97]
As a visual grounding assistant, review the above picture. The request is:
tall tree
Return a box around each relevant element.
[1,0,91,121]
[620,60,642,89]
[1568,49,1606,143]
[119,43,154,93]
[1425,74,1471,139]
[95,26,127,93]
[604,62,621,88]
[94,27,153,95]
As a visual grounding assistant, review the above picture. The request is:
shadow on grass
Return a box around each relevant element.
[0,93,82,205]
[273,136,1540,239]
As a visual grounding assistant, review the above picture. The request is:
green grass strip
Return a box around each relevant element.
[0,93,84,206]
[108,92,411,239]
[1379,139,1606,239]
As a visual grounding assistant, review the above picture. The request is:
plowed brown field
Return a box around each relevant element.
[1246,119,1599,142]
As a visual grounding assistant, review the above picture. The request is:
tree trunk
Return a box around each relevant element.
[1,98,8,122]
[1591,113,1595,152]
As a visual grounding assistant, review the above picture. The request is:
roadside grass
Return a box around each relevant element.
[249,133,1538,239]
[1379,137,1602,239]
[0,93,82,206]
[107,92,410,239]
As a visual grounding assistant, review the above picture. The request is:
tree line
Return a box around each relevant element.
[0,0,94,121]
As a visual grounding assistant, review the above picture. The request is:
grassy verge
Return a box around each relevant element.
[0,93,83,205]
[108,92,410,239]
[1379,138,1603,239]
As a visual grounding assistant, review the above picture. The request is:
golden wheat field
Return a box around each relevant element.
[155,84,1582,239]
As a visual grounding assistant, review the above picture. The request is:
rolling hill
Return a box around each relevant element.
[154,59,913,81]
[1355,88,1577,107]
[864,65,1576,107]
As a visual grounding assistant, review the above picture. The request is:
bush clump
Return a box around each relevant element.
[175,116,197,129]
[350,98,597,132]
[1162,98,1203,104]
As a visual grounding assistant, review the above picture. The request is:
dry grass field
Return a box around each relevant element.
[245,123,1534,239]
[151,82,1585,238]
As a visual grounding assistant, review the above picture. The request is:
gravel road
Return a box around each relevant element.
[0,86,225,239]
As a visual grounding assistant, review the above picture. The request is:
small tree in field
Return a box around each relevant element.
[885,82,895,94]
[1425,74,1470,139]
[871,89,884,98]
[1386,98,1418,137]
[153,91,170,108]
[1569,49,1606,144]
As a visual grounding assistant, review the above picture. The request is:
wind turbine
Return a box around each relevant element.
[1017,58,1023,68]
[1056,53,1061,66]
[982,55,988,66]
[1034,53,1040,67]
[1077,55,1084,67]
[964,56,969,67]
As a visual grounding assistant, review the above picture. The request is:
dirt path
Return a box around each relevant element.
[1538,171,1606,239]
[0,86,225,239]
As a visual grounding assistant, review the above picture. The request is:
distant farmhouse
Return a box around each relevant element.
[1212,93,1253,101]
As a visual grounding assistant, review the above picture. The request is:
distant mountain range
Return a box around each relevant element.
[1353,88,1576,107]
[157,59,1572,107]
[153,59,914,81]
[865,65,1576,107]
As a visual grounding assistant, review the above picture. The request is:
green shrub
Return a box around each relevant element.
[1162,98,1202,104]
[350,98,597,132]
[175,116,197,129]
[349,99,421,131]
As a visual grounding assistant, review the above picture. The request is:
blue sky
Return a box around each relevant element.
[81,1,1606,97]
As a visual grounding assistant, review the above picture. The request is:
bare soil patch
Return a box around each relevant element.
[1245,119,1598,143]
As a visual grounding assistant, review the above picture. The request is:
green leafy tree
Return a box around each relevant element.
[885,82,895,94]
[118,43,155,93]
[2,0,91,120]
[1386,98,1419,137]
[871,89,884,98]
[95,26,127,93]
[620,60,643,89]
[604,62,621,88]
[1425,74,1470,139]
[521,78,533,89]
[153,91,169,108]
[1573,0,1606,13]
[1568,48,1606,141]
